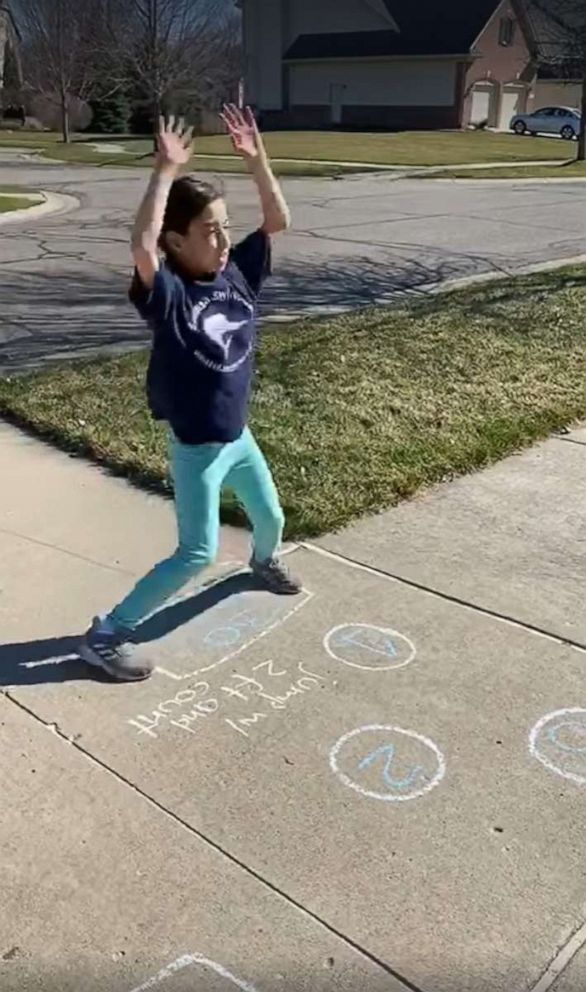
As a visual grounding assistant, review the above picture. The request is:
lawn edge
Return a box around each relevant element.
[0,401,251,532]
[0,379,579,542]
[1,264,585,540]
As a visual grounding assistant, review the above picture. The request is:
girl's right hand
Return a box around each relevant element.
[156,116,194,171]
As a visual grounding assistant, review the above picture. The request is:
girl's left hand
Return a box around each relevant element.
[220,104,263,161]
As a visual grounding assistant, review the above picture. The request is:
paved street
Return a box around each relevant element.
[1,158,586,370]
[2,419,586,991]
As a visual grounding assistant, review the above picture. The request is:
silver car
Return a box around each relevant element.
[510,106,581,140]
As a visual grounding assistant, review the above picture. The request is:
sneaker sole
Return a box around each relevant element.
[269,585,302,596]
[250,570,302,597]
[253,581,302,596]
[78,642,153,683]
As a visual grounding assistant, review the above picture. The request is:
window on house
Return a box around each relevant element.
[499,17,515,46]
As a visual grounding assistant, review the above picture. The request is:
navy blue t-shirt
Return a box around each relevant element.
[130,229,271,445]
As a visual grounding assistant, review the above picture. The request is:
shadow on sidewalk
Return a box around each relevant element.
[0,571,256,687]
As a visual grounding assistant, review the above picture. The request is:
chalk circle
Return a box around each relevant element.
[324,623,416,672]
[529,708,586,786]
[329,724,446,803]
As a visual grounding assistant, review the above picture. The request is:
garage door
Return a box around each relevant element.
[470,83,494,125]
[500,86,524,130]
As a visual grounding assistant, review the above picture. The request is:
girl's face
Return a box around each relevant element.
[170,198,231,277]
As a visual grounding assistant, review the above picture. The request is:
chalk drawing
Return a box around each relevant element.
[21,653,79,670]
[223,662,330,739]
[128,954,259,992]
[324,623,416,672]
[155,588,314,681]
[529,708,586,785]
[203,604,280,649]
[329,724,445,802]
[358,744,424,792]
[129,660,329,740]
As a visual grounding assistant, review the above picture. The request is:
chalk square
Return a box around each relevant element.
[134,582,314,682]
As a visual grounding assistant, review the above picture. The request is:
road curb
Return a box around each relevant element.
[426,176,586,185]
[429,254,586,295]
[262,254,586,323]
[0,190,79,226]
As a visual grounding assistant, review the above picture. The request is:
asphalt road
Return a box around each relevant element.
[1,158,585,371]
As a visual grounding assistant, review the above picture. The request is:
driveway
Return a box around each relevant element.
[1,158,586,371]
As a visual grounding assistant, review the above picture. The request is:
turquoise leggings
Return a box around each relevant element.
[110,428,284,630]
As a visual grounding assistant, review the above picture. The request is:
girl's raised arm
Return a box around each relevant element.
[221,104,291,235]
[131,117,194,289]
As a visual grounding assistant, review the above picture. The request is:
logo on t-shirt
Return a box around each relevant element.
[188,287,254,373]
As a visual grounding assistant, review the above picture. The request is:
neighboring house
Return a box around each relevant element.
[525,0,583,111]
[533,66,581,110]
[239,0,540,130]
[463,0,535,128]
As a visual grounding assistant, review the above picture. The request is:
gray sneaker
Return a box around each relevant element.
[250,556,302,595]
[79,618,153,682]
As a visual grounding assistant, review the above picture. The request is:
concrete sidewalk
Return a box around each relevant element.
[1,421,586,992]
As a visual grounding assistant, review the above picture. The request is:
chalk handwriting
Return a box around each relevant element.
[225,712,269,738]
[128,682,218,739]
[223,662,328,739]
[128,662,329,741]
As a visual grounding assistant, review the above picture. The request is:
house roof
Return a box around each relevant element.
[285,30,466,60]
[383,0,503,53]
[285,0,504,60]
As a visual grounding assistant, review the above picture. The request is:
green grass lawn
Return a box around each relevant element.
[11,138,352,176]
[195,130,571,165]
[0,195,37,212]
[0,187,41,212]
[429,160,586,180]
[0,128,571,167]
[1,267,586,539]
[57,146,351,176]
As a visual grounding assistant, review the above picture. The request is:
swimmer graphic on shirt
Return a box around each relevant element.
[201,312,250,362]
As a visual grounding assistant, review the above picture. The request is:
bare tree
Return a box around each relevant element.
[107,0,240,136]
[528,0,586,161]
[16,0,112,142]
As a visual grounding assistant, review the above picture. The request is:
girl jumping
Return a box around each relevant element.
[80,107,300,683]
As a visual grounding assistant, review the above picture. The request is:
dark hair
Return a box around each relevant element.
[159,175,224,253]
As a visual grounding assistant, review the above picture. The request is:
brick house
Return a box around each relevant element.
[238,0,557,130]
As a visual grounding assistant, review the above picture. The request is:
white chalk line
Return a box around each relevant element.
[329,724,446,803]
[155,587,314,680]
[529,708,586,786]
[530,920,586,992]
[22,653,79,670]
[324,622,416,672]
[128,953,259,992]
